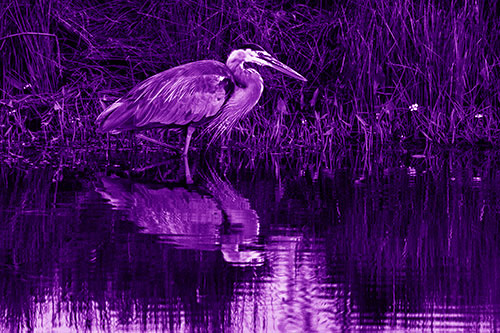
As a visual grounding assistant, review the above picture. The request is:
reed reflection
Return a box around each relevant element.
[96,168,262,266]
[0,149,499,331]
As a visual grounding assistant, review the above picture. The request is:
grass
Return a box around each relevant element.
[1,0,500,152]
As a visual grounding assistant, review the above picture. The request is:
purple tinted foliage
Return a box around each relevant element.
[1,0,499,148]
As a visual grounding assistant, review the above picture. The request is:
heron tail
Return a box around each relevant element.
[96,100,128,134]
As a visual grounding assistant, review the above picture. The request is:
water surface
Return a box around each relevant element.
[0,148,499,331]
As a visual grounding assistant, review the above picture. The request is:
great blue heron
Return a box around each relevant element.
[96,44,307,155]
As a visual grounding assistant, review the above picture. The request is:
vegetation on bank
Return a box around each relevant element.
[1,0,499,151]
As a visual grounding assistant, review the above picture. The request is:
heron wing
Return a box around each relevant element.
[97,60,234,133]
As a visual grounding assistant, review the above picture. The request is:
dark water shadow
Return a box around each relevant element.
[0,159,265,331]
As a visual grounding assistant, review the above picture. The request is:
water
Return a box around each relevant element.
[0,148,499,332]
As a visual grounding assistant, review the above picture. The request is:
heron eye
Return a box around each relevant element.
[243,62,258,70]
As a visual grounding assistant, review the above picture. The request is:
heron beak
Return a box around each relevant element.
[254,52,308,82]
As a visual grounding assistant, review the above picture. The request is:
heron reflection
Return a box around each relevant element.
[96,169,262,266]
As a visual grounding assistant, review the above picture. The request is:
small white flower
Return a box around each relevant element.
[474,114,484,119]
[409,103,419,112]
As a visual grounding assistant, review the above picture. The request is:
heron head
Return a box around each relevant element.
[227,44,307,82]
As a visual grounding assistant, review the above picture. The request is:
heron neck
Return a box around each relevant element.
[227,61,250,87]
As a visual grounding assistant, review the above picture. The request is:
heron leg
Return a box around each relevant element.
[183,154,193,184]
[183,126,195,156]
[105,134,110,160]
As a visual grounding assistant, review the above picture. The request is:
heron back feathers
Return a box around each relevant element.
[97,60,234,133]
